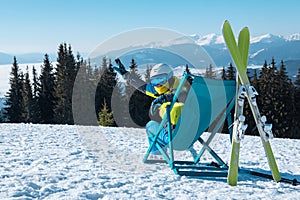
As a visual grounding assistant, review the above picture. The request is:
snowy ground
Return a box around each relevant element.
[0,123,299,199]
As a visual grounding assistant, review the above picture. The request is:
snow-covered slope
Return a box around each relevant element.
[0,123,299,199]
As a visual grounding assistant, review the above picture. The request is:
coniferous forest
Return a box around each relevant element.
[1,43,300,139]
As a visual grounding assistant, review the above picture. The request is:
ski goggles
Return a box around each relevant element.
[150,74,168,86]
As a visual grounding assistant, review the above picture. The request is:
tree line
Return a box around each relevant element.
[3,43,80,124]
[1,43,300,139]
[216,59,300,139]
[1,43,152,127]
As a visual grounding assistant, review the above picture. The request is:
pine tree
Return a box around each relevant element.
[220,65,230,134]
[95,57,117,119]
[111,81,129,127]
[19,72,27,122]
[268,58,283,137]
[256,58,293,138]
[294,67,300,138]
[123,60,137,127]
[65,45,78,124]
[145,64,152,83]
[220,63,236,134]
[22,67,33,122]
[244,60,269,136]
[31,66,41,123]
[244,69,259,136]
[39,54,56,124]
[93,65,101,81]
[0,102,4,122]
[185,64,191,74]
[274,60,294,137]
[105,59,117,111]
[98,99,114,126]
[126,59,151,127]
[54,43,67,123]
[204,64,215,79]
[4,57,24,122]
[54,43,77,124]
[221,66,226,80]
[251,69,259,88]
[226,63,235,80]
[257,60,274,133]
[185,64,193,85]
[72,59,99,125]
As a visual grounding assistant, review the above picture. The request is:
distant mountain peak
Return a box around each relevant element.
[188,34,200,41]
[190,33,300,46]
[285,33,300,41]
[250,34,285,44]
[196,33,224,46]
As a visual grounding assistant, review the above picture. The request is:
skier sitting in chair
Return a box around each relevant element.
[113,58,197,158]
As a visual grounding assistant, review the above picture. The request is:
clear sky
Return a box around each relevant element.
[0,0,299,54]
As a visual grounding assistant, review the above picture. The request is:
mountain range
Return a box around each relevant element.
[0,52,57,65]
[1,33,300,80]
[197,33,300,81]
[195,33,300,66]
[108,33,300,81]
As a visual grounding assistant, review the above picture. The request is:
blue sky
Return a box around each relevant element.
[0,0,299,54]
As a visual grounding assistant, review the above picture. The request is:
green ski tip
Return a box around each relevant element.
[238,27,250,69]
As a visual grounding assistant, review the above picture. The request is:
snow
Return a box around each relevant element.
[188,34,200,41]
[285,33,300,41]
[250,34,285,44]
[249,49,265,58]
[194,33,300,46]
[0,123,299,199]
[197,34,224,46]
[248,65,264,70]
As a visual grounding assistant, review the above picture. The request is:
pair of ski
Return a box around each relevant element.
[222,21,281,186]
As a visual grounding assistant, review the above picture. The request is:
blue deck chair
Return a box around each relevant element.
[143,72,236,177]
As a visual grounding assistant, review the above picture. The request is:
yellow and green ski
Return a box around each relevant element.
[222,20,281,186]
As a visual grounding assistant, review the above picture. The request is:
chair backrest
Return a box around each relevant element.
[171,75,236,150]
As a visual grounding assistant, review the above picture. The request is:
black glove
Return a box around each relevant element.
[149,95,166,118]
[153,93,175,105]
[149,103,160,118]
[113,58,127,75]
[152,94,167,105]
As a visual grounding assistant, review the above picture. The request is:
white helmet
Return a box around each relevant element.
[150,63,173,79]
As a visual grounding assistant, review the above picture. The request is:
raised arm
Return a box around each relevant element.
[113,58,147,95]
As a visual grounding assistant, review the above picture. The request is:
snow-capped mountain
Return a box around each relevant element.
[1,33,299,67]
[1,32,300,83]
[250,34,285,44]
[193,33,300,80]
[196,33,224,46]
[188,34,200,41]
[85,32,300,84]
[195,33,300,45]
[285,33,300,41]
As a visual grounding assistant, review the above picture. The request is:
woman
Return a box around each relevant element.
[113,59,196,157]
